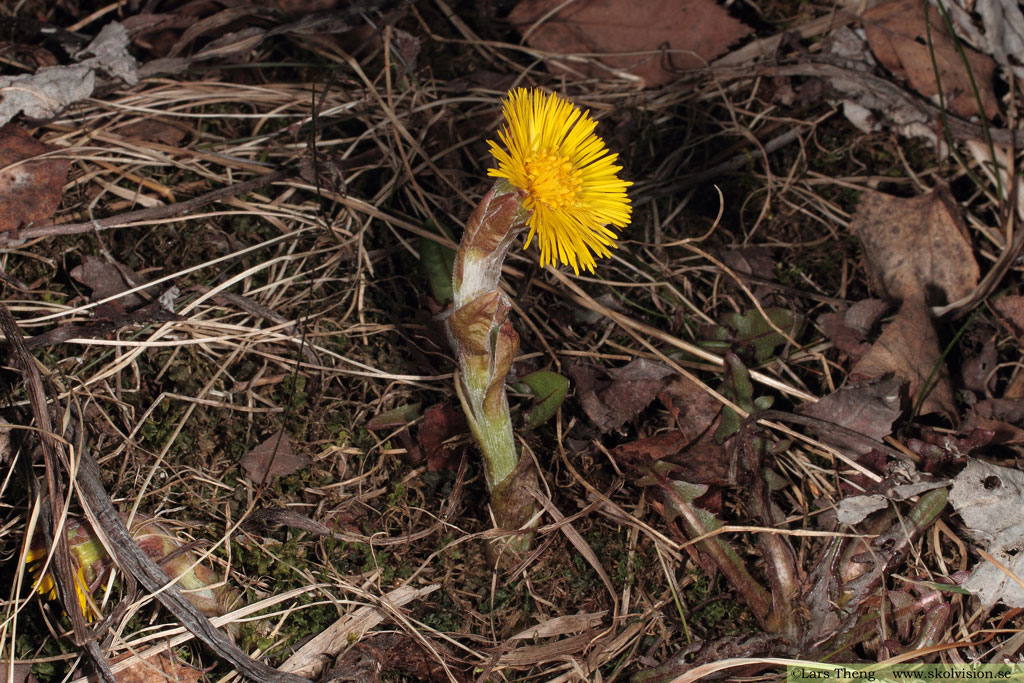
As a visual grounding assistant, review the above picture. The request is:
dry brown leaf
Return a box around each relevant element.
[113,649,202,683]
[969,417,1024,445]
[852,188,979,303]
[864,0,999,119]
[1007,368,1024,400]
[961,339,998,393]
[7,662,35,683]
[849,188,978,419]
[968,398,1024,444]
[239,431,309,482]
[70,255,157,312]
[0,124,69,233]
[852,299,955,419]
[611,374,729,485]
[660,374,721,444]
[118,118,189,145]
[613,433,732,486]
[508,0,752,87]
[417,402,466,471]
[719,246,776,300]
[796,376,906,456]
[818,299,890,357]
[569,359,674,432]
[994,295,1024,340]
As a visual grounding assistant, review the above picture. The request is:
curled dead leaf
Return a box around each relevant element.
[852,299,955,420]
[568,358,674,433]
[796,376,906,457]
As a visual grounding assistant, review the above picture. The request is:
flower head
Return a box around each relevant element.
[25,545,94,622]
[487,88,632,274]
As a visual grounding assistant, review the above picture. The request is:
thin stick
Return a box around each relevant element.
[2,169,287,243]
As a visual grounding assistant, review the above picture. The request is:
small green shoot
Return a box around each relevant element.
[420,236,455,304]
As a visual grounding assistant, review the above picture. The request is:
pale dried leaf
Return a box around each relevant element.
[0,21,137,128]
[950,460,1024,606]
[510,611,607,640]
[836,494,888,525]
[0,66,94,125]
[976,0,1024,80]
[279,584,440,679]
[76,22,138,85]
[500,632,597,668]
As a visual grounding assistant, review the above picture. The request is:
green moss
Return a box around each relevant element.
[684,573,754,636]
[416,591,462,633]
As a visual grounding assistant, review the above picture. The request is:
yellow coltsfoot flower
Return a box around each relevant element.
[487,87,632,275]
[24,543,97,622]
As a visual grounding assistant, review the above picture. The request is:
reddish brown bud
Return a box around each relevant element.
[453,182,528,307]
[448,290,503,356]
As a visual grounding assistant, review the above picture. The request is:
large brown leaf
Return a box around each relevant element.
[0,125,69,233]
[797,376,905,457]
[864,0,999,120]
[994,295,1024,341]
[852,188,979,304]
[849,188,978,419]
[508,0,752,87]
[569,358,674,433]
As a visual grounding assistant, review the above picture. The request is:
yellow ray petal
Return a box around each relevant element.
[487,88,632,274]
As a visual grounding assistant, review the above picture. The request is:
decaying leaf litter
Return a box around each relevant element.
[3,0,1024,680]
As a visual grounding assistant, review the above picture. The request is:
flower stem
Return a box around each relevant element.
[447,180,537,553]
[453,368,517,492]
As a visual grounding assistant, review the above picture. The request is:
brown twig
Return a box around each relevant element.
[24,299,181,349]
[2,169,287,243]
